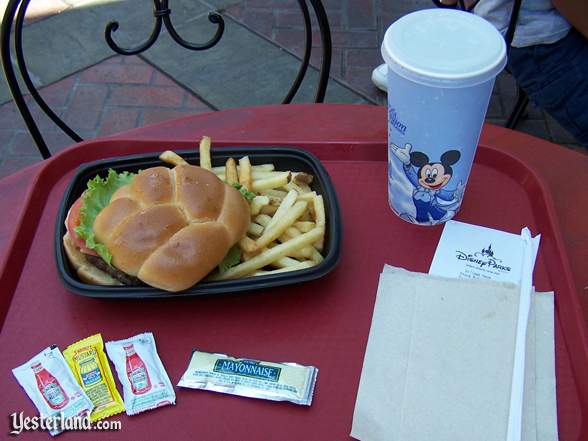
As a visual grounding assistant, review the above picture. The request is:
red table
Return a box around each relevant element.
[0,104,587,439]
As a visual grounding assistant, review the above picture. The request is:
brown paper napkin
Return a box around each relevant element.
[351,266,521,441]
[351,266,557,441]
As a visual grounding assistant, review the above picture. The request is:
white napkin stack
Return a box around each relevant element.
[429,223,541,441]
[522,291,558,441]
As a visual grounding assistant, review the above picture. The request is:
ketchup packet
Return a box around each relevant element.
[105,332,175,415]
[63,334,125,422]
[12,346,94,436]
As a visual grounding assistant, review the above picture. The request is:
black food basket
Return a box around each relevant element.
[54,146,341,298]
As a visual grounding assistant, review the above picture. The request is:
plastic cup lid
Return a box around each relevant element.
[381,9,507,88]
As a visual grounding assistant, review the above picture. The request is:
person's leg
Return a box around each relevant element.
[508,28,588,148]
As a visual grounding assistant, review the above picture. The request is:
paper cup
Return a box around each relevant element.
[382,9,506,225]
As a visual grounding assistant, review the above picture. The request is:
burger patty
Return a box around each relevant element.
[84,255,142,286]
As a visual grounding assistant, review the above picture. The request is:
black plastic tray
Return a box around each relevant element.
[54,146,341,298]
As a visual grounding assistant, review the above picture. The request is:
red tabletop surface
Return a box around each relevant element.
[0,104,587,440]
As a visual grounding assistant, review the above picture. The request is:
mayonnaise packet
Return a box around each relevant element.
[105,332,175,415]
[178,350,318,405]
[63,334,124,422]
[12,346,94,436]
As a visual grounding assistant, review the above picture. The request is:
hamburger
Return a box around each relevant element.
[63,163,250,292]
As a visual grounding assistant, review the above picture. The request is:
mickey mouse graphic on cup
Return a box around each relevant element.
[390,143,465,224]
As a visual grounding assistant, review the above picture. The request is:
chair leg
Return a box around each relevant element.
[505,85,529,129]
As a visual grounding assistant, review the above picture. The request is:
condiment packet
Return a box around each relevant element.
[12,346,94,436]
[63,334,125,421]
[105,332,175,415]
[178,349,318,406]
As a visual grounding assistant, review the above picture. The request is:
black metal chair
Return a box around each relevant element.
[432,0,528,130]
[0,0,332,159]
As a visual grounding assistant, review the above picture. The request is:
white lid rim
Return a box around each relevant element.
[381,10,507,88]
[382,43,507,88]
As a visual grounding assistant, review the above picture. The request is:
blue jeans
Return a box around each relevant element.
[508,28,588,148]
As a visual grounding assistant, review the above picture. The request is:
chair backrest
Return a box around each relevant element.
[503,0,522,49]
[0,0,332,159]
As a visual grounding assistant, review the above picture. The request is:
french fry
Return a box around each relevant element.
[283,249,313,260]
[250,196,269,216]
[268,196,283,206]
[299,210,312,221]
[199,136,212,170]
[278,237,313,259]
[310,248,324,263]
[283,226,303,237]
[225,158,238,185]
[220,171,281,181]
[252,261,315,276]
[209,227,324,280]
[255,201,308,250]
[252,172,290,192]
[159,150,187,166]
[254,214,272,227]
[238,236,258,254]
[242,250,259,261]
[248,222,264,237]
[216,170,284,182]
[260,189,288,199]
[297,191,317,202]
[279,227,314,259]
[282,181,304,193]
[313,195,325,226]
[271,257,302,268]
[265,190,298,231]
[294,221,315,233]
[313,195,326,251]
[292,172,314,185]
[252,164,275,172]
[252,171,282,179]
[238,156,252,191]
[211,163,275,174]
[260,205,278,215]
[176,139,327,277]
[298,183,312,194]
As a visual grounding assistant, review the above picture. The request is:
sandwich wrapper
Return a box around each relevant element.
[351,222,557,441]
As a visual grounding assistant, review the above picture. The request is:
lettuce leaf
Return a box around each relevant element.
[218,245,241,274]
[232,183,256,201]
[74,169,136,265]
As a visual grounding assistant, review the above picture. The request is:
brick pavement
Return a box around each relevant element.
[0,0,585,178]
[224,0,584,152]
[0,55,213,178]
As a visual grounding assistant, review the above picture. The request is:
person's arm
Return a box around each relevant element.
[552,0,588,39]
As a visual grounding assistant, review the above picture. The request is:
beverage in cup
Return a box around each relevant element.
[382,9,506,225]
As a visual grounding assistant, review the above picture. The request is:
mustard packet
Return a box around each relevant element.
[63,334,124,421]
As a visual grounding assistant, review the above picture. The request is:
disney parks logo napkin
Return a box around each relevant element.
[430,221,542,441]
[428,220,536,284]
